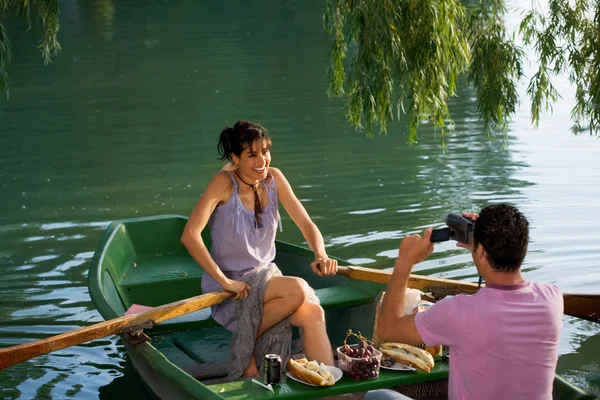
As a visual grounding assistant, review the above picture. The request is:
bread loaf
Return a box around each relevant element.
[379,342,435,373]
[286,358,335,386]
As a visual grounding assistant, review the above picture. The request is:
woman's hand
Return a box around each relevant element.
[310,256,338,277]
[222,279,251,299]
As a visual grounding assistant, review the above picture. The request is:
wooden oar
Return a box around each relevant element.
[336,265,600,324]
[0,291,233,371]
[2,266,597,371]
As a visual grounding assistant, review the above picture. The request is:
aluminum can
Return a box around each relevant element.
[264,354,281,386]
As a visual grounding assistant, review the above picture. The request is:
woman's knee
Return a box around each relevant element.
[309,302,326,322]
[285,277,310,306]
[265,276,310,305]
[291,301,326,327]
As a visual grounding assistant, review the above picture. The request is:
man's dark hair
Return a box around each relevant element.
[473,204,529,272]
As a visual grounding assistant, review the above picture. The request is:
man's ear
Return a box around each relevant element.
[474,243,486,263]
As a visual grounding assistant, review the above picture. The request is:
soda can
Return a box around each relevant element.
[264,354,281,386]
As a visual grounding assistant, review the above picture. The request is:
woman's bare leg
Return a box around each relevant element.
[244,300,334,376]
[290,301,334,365]
[255,276,308,337]
[243,276,308,375]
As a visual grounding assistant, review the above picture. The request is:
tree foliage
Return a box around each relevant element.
[325,0,600,143]
[0,0,60,99]
[1,0,598,142]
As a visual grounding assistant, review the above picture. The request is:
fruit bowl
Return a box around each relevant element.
[336,343,382,381]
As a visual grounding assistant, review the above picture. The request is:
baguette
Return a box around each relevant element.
[379,342,435,373]
[286,358,335,386]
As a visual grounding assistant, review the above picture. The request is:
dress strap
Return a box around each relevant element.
[266,173,284,233]
[228,172,239,189]
[265,173,277,204]
[267,172,276,189]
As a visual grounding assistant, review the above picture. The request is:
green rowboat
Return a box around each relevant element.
[88,215,597,400]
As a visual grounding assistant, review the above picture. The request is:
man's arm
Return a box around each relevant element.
[377,228,434,345]
[377,261,424,345]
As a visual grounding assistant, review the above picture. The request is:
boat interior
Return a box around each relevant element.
[93,216,384,383]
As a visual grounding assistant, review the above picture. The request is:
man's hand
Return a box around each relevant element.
[395,227,434,274]
[457,212,479,252]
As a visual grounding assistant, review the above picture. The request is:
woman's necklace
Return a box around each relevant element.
[234,171,264,228]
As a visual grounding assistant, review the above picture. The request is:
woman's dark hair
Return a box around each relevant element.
[217,121,271,162]
[473,204,529,272]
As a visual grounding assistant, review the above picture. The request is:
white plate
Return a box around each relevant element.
[285,365,343,386]
[380,362,416,371]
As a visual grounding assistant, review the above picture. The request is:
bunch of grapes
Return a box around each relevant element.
[340,340,375,358]
[338,331,381,381]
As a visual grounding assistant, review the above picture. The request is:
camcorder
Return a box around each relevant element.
[430,214,475,245]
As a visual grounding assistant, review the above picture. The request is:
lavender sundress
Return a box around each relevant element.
[201,172,282,332]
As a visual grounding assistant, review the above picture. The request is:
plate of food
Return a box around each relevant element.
[285,358,342,387]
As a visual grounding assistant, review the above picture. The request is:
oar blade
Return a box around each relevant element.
[563,293,600,323]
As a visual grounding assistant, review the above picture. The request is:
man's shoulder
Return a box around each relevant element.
[530,281,562,299]
[426,293,476,313]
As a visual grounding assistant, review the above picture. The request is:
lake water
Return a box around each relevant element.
[0,0,599,398]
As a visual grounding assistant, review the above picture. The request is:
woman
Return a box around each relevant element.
[181,120,338,379]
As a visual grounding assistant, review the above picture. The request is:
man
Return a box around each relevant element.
[373,204,563,399]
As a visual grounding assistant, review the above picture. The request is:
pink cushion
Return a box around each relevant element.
[124,304,153,316]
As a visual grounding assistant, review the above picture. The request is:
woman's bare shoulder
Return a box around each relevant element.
[205,171,234,200]
[269,167,284,179]
[268,167,294,196]
[212,170,233,184]
[221,162,236,172]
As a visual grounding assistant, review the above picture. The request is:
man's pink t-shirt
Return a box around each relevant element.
[414,282,563,400]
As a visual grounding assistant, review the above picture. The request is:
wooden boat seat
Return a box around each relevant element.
[114,249,376,324]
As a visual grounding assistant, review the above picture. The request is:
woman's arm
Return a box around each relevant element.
[270,167,337,276]
[181,171,250,298]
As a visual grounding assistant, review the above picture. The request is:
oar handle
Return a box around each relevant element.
[336,264,479,293]
[318,265,362,279]
[336,265,351,277]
